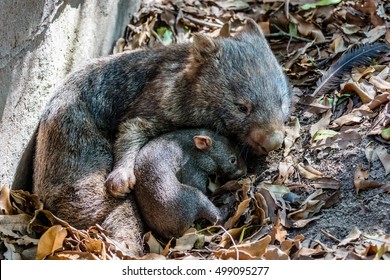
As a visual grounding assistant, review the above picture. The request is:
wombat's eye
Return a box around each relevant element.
[236,103,249,115]
[229,156,237,165]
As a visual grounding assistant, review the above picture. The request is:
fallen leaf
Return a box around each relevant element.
[354,165,382,195]
[312,177,341,189]
[301,0,342,11]
[0,184,13,215]
[297,163,323,180]
[223,198,251,229]
[263,246,289,260]
[309,110,333,137]
[174,228,200,251]
[213,235,271,260]
[36,225,67,260]
[340,82,376,103]
[374,146,390,175]
[283,116,301,157]
[339,227,362,246]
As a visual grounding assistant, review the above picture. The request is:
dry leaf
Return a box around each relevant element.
[297,163,323,180]
[224,198,251,229]
[174,228,200,251]
[213,235,271,260]
[0,185,13,215]
[283,116,301,157]
[312,177,341,189]
[374,146,390,175]
[354,165,382,195]
[36,225,67,260]
[263,246,289,260]
[340,82,376,103]
[339,227,362,246]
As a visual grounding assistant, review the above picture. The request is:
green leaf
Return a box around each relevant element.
[312,129,338,141]
[301,0,342,10]
[381,127,390,141]
[289,22,298,37]
[156,27,173,46]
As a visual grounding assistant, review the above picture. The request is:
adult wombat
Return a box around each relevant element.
[33,19,291,256]
[133,129,247,239]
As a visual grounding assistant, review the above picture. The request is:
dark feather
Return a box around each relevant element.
[312,43,390,97]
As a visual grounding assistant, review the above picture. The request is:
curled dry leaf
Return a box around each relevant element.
[338,227,362,247]
[373,146,390,175]
[312,177,341,190]
[213,235,271,260]
[297,163,323,180]
[145,231,164,254]
[223,198,251,229]
[340,82,376,103]
[283,116,301,157]
[309,110,332,137]
[219,226,246,248]
[0,184,13,215]
[275,159,295,184]
[263,246,289,260]
[174,228,200,251]
[369,76,390,92]
[354,165,382,195]
[36,225,67,260]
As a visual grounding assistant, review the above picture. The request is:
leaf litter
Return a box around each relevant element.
[2,0,390,260]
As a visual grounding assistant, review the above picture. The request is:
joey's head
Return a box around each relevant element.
[193,132,247,179]
[188,19,292,155]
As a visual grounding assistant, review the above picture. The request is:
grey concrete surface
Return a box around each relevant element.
[0,0,141,186]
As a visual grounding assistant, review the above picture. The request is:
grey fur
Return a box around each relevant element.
[134,129,247,239]
[33,19,291,256]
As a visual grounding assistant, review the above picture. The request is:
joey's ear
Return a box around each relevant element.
[191,34,219,62]
[236,18,264,38]
[194,135,213,151]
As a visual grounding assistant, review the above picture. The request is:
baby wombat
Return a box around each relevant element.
[133,129,247,239]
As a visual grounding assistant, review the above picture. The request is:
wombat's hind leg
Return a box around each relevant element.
[101,197,145,257]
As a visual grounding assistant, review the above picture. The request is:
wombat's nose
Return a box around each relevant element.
[262,131,284,152]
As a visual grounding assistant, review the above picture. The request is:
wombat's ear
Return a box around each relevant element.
[237,18,264,37]
[192,34,219,62]
[193,135,213,151]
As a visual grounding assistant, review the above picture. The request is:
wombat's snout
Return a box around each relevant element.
[248,126,285,154]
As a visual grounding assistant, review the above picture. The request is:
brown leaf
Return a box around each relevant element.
[340,82,376,103]
[263,246,289,260]
[374,146,390,175]
[354,165,382,195]
[339,227,362,246]
[297,163,323,180]
[174,228,200,251]
[213,235,271,260]
[270,215,287,244]
[0,185,13,215]
[223,198,251,229]
[312,177,341,190]
[36,225,67,260]
[309,109,332,137]
[283,116,301,157]
[219,226,247,248]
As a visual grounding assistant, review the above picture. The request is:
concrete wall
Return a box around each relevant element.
[0,0,141,186]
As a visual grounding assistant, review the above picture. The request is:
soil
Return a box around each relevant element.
[260,105,390,246]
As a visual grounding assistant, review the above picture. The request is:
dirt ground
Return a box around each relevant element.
[265,112,390,246]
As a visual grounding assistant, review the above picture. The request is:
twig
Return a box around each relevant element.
[320,228,341,243]
[268,24,312,42]
[183,14,223,29]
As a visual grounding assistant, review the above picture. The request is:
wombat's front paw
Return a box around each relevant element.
[105,169,136,198]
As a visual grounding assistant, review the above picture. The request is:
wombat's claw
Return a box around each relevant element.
[105,170,135,198]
